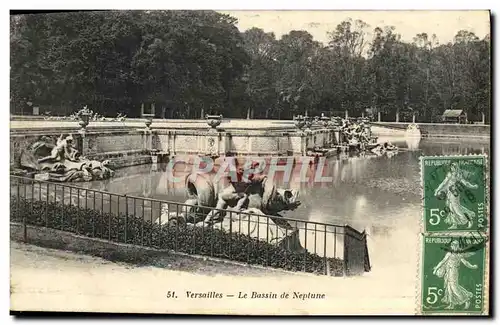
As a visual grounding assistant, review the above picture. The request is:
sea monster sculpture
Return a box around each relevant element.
[157,171,305,252]
[17,134,114,182]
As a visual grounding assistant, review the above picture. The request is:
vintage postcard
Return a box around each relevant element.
[9,9,491,316]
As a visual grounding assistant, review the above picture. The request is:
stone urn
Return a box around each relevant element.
[304,117,313,130]
[293,115,306,130]
[320,115,330,128]
[313,116,320,126]
[78,107,91,129]
[78,110,91,135]
[206,114,222,129]
[327,117,340,129]
[143,113,154,129]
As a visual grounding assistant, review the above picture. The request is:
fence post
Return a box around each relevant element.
[323,224,327,275]
[303,222,307,272]
[363,230,371,272]
[21,180,27,242]
[124,195,128,244]
[343,225,349,276]
[45,182,49,228]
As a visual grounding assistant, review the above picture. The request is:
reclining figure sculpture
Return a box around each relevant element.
[17,134,114,182]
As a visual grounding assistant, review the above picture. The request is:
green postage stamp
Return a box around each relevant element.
[420,155,487,233]
[420,234,488,314]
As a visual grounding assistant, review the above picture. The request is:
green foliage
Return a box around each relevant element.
[10,197,344,276]
[10,12,490,122]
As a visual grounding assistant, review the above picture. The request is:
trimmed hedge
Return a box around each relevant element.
[10,197,344,276]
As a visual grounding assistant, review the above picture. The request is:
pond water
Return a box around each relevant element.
[14,135,489,273]
[82,136,489,235]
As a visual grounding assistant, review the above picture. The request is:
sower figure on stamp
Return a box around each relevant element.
[434,162,479,229]
[432,240,477,310]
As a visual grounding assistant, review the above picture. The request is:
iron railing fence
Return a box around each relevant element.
[10,176,370,276]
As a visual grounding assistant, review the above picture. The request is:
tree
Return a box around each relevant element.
[241,28,279,118]
[10,11,490,123]
[327,19,370,115]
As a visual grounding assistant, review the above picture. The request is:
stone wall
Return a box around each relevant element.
[10,129,151,169]
[150,129,335,156]
[10,125,337,171]
[85,131,144,155]
[371,122,490,138]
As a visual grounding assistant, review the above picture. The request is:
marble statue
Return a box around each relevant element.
[156,170,304,252]
[18,134,114,182]
[337,118,398,155]
[180,171,300,224]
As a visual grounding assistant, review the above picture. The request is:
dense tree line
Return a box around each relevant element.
[10,11,490,122]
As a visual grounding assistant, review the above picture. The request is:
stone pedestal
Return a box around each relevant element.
[333,130,340,145]
[219,132,228,156]
[151,149,159,164]
[80,134,89,157]
[205,129,219,157]
[247,136,252,154]
[169,131,176,155]
[142,130,153,151]
[300,134,308,156]
[151,149,159,171]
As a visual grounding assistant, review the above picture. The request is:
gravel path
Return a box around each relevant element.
[10,240,415,315]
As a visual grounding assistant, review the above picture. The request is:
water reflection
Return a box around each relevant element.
[86,137,490,234]
[406,137,421,150]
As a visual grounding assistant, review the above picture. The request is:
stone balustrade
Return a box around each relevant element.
[10,120,340,170]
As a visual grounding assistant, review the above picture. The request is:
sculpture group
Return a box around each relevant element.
[18,134,114,182]
[339,118,398,155]
[157,162,304,251]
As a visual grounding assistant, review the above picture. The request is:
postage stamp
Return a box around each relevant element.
[420,155,487,233]
[419,234,488,314]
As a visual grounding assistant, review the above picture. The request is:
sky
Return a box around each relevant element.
[219,11,490,45]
